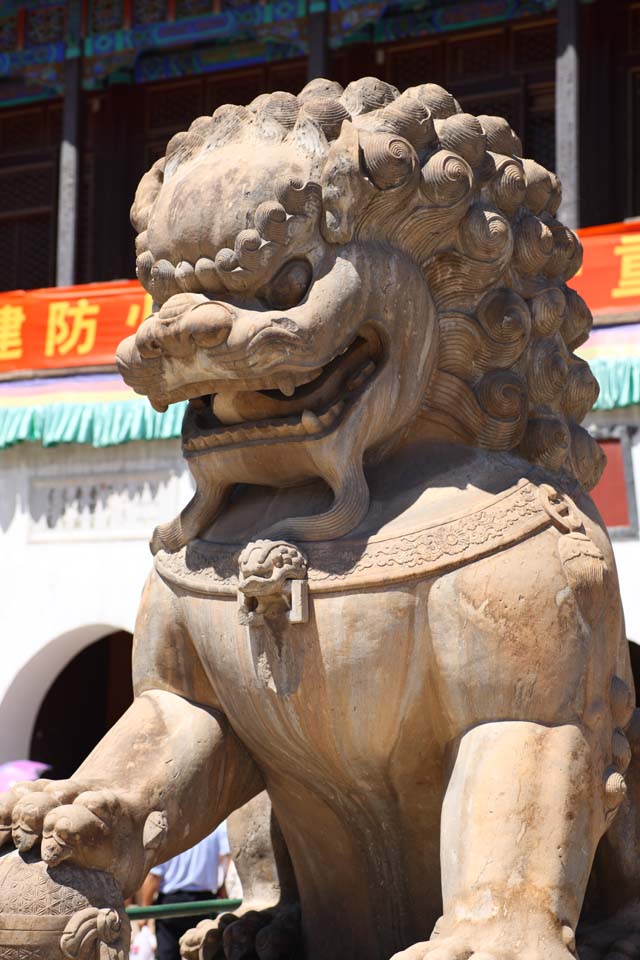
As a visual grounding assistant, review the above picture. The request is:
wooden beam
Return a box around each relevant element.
[56,57,81,287]
[555,0,580,228]
[307,0,329,82]
[16,9,25,50]
[56,0,83,287]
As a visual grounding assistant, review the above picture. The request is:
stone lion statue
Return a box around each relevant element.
[1,76,639,960]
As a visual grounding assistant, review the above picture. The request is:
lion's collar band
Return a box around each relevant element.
[154,475,570,595]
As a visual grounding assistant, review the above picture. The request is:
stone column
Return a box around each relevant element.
[307,0,329,82]
[555,0,580,228]
[56,0,83,287]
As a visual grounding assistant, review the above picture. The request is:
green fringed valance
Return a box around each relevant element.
[2,340,640,452]
[590,359,640,412]
[0,399,187,449]
[0,372,188,449]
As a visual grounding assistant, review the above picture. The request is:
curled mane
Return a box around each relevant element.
[131,75,603,491]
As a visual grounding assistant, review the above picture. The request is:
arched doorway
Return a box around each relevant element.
[29,630,133,779]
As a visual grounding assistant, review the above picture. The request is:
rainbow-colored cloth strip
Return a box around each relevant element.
[576,323,640,411]
[0,323,638,450]
[0,373,186,449]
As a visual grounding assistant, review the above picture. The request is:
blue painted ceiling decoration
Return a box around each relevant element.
[0,0,556,105]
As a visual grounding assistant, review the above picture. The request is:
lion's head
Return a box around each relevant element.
[116,76,602,552]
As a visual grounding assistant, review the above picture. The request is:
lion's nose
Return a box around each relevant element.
[186,301,234,349]
[135,320,177,358]
[136,326,164,359]
[135,301,235,359]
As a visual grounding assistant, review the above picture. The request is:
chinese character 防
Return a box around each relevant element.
[612,234,640,299]
[0,304,26,361]
[45,298,99,357]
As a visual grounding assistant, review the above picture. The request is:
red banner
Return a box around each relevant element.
[570,221,640,321]
[1,220,640,376]
[0,280,152,376]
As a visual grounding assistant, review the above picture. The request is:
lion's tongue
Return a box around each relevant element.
[212,338,373,426]
[212,391,301,424]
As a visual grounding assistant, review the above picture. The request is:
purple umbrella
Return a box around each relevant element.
[0,760,50,792]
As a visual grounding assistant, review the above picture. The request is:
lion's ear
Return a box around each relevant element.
[320,120,374,244]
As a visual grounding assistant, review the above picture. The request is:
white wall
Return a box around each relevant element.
[0,439,192,761]
[610,429,640,644]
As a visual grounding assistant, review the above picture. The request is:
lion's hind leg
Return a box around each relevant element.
[395,504,633,960]
[393,720,610,960]
[579,707,640,960]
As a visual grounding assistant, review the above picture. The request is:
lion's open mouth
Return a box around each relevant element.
[182,327,382,454]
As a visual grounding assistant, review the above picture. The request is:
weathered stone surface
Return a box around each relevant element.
[226,793,289,912]
[0,76,636,960]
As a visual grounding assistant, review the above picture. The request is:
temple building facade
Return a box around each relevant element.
[0,0,639,291]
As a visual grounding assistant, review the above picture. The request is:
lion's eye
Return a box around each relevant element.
[263,259,312,310]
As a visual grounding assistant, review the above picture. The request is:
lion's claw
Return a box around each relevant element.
[41,814,74,866]
[11,791,62,852]
[0,782,49,848]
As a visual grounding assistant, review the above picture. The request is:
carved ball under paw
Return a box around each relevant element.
[0,847,130,959]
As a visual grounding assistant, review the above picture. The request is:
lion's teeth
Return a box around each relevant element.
[278,376,296,397]
[347,361,376,391]
[301,409,322,434]
[347,370,365,390]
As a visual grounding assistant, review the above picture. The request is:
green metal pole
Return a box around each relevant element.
[126,898,242,921]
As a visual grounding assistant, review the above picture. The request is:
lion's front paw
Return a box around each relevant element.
[390,918,577,960]
[0,778,155,892]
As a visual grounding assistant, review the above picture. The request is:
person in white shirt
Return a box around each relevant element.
[140,822,231,960]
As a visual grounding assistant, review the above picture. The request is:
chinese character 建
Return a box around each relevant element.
[612,234,640,299]
[0,304,26,361]
[45,298,99,357]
